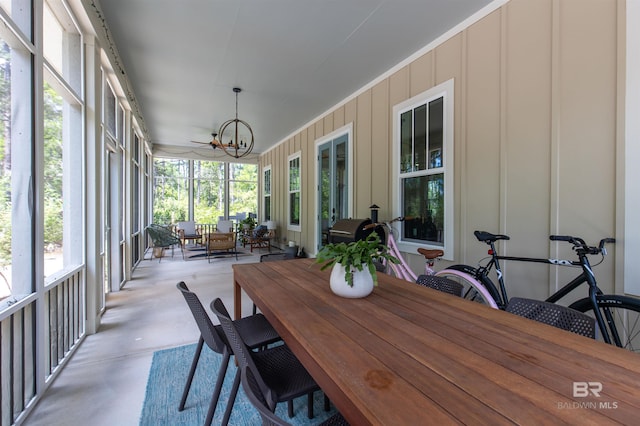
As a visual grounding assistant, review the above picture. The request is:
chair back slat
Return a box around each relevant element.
[176,282,226,353]
[210,298,275,408]
[415,275,463,297]
[506,297,596,338]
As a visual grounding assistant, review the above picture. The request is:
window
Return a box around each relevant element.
[105,83,116,138]
[394,79,453,258]
[0,23,34,306]
[193,160,225,223]
[228,162,258,219]
[155,159,258,225]
[43,0,83,279]
[153,159,189,224]
[263,166,271,221]
[132,133,140,234]
[288,153,301,231]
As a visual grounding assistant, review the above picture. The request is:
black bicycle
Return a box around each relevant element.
[449,231,640,352]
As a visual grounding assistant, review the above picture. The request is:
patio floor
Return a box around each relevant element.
[25,248,265,426]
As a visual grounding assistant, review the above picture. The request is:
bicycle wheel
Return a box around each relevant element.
[569,295,640,353]
[435,268,499,309]
[445,264,504,307]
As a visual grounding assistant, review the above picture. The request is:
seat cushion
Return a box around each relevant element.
[177,221,197,235]
[217,220,234,233]
[252,225,268,238]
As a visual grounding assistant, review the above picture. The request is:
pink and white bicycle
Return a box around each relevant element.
[364,217,498,308]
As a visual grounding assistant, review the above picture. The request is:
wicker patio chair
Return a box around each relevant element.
[176,220,202,247]
[176,282,281,426]
[415,274,463,297]
[146,224,183,261]
[244,225,271,252]
[241,366,349,426]
[205,232,237,262]
[210,298,329,424]
[506,297,596,338]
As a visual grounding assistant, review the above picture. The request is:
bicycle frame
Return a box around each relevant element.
[379,222,418,282]
[481,244,617,344]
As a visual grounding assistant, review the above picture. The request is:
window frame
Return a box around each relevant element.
[287,152,302,232]
[393,79,454,259]
[42,0,84,282]
[263,165,272,221]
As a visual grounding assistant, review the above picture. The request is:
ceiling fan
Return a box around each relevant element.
[191,132,223,149]
[191,87,255,159]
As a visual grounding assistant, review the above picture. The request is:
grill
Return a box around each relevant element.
[328,219,385,244]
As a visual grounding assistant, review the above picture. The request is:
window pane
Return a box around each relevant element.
[43,83,64,277]
[105,84,116,137]
[402,173,444,245]
[414,104,427,171]
[264,169,271,195]
[319,146,330,225]
[0,40,11,302]
[289,155,301,228]
[43,1,81,93]
[193,160,224,223]
[0,39,22,300]
[0,0,31,35]
[229,163,257,217]
[290,192,300,225]
[264,195,271,221]
[263,168,271,221]
[400,110,413,173]
[428,97,443,169]
[132,164,139,233]
[153,159,189,224]
[289,157,300,191]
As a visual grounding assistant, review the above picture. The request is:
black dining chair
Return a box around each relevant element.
[176,282,281,426]
[241,366,349,426]
[210,297,328,425]
[415,274,463,297]
[505,297,596,338]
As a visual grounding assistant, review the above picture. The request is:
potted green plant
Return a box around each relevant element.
[315,232,399,298]
[240,216,257,231]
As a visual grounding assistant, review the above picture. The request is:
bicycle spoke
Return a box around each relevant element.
[571,295,640,353]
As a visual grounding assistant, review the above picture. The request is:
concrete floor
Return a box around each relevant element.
[24,248,265,426]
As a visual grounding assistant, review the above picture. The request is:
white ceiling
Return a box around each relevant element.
[97,0,493,158]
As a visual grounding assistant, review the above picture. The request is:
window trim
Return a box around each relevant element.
[263,165,272,221]
[287,152,302,232]
[392,78,454,259]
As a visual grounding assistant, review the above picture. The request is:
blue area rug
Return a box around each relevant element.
[140,344,338,425]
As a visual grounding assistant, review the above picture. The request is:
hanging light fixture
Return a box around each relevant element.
[210,87,254,159]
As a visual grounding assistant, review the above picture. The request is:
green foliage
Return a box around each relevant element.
[43,83,64,248]
[315,232,399,287]
[44,198,63,245]
[153,158,258,226]
[0,198,10,267]
[240,215,256,229]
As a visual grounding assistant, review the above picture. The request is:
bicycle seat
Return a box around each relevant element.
[474,231,510,243]
[417,248,444,260]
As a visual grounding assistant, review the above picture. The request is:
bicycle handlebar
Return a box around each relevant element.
[549,235,615,255]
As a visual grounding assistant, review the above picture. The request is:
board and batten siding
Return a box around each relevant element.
[261,0,625,299]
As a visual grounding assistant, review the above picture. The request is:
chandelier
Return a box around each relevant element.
[209,87,254,159]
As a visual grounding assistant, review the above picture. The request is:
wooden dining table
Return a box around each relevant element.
[233,258,640,425]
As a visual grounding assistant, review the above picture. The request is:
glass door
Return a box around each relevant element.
[317,133,349,250]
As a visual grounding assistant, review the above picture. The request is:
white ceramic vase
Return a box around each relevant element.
[330,263,374,298]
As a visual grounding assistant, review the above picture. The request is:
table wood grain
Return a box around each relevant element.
[233,258,640,425]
